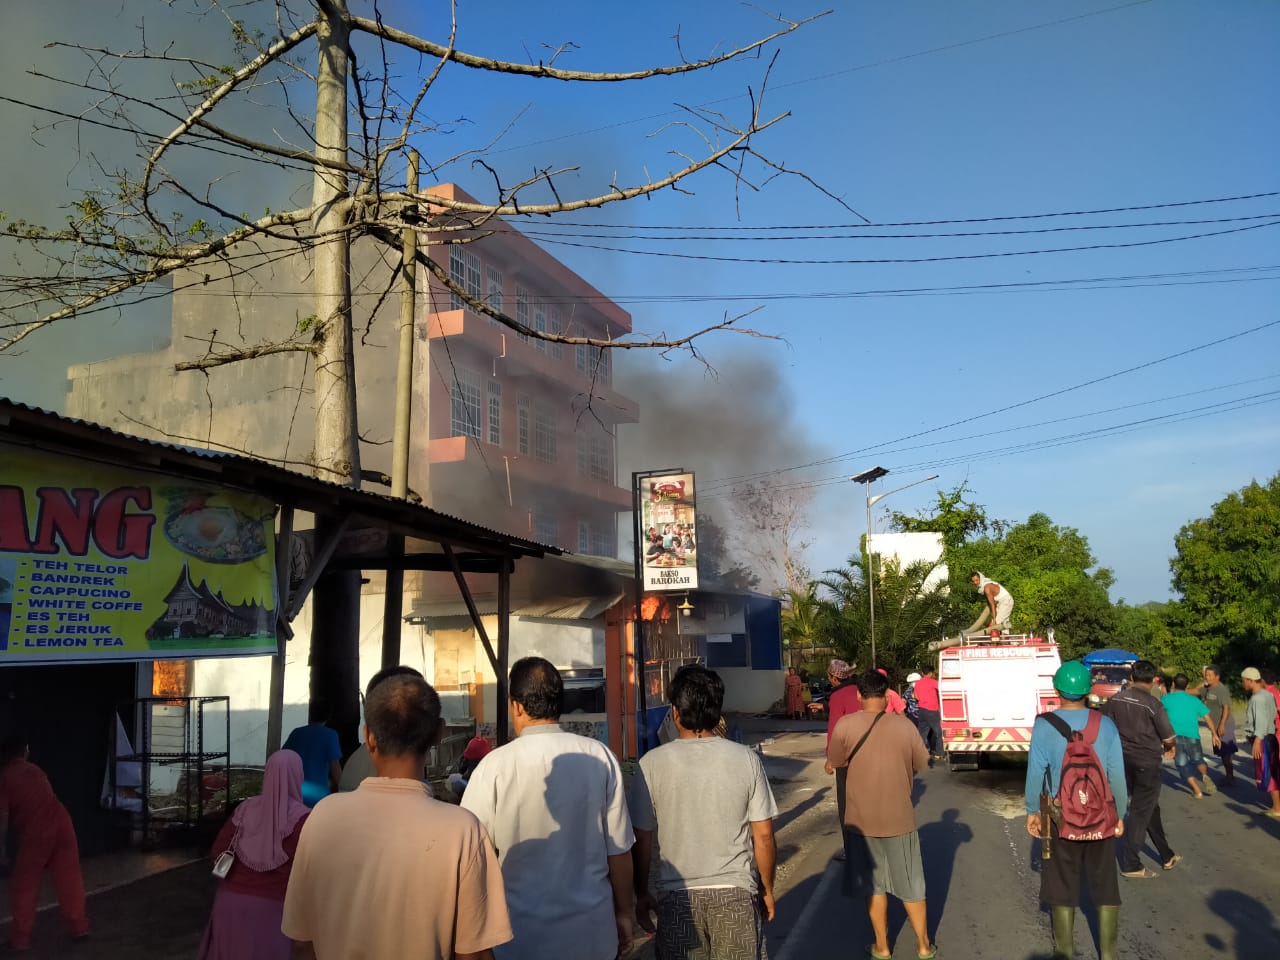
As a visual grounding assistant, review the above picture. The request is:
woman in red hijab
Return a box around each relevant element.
[198,750,310,960]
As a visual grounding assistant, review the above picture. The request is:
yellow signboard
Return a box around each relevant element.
[0,445,278,664]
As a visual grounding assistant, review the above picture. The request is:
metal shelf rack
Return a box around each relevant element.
[108,695,231,845]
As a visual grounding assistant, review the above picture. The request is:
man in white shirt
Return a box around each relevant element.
[462,657,635,960]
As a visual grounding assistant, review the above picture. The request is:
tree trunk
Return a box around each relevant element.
[311,0,358,483]
[309,0,361,756]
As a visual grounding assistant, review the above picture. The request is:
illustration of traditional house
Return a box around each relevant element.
[148,562,271,641]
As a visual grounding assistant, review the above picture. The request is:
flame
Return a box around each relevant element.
[641,596,661,621]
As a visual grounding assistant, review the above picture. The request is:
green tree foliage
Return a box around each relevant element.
[888,482,1001,552]
[949,512,1117,657]
[1167,473,1280,669]
[814,556,950,679]
[781,584,821,670]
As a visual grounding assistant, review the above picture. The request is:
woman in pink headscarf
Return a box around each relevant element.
[198,750,310,960]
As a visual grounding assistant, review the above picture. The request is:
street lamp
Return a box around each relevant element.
[849,468,940,667]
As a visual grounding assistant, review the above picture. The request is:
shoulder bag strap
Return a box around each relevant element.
[843,710,887,767]
[1042,711,1073,741]
[1082,708,1102,744]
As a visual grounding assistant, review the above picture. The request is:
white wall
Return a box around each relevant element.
[717,667,785,714]
[191,586,434,766]
[866,532,948,593]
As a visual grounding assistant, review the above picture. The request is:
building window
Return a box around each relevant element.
[517,394,530,455]
[705,634,749,669]
[578,519,591,554]
[576,432,613,483]
[576,333,589,375]
[515,286,531,342]
[591,526,613,558]
[534,405,557,464]
[486,266,504,316]
[450,366,482,440]
[534,304,547,353]
[487,380,502,446]
[449,247,482,313]
[534,503,558,545]
[596,347,610,386]
[550,310,563,360]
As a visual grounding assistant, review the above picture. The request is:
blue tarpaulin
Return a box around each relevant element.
[1082,648,1139,665]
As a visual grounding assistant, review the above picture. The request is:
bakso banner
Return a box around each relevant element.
[639,472,699,592]
[0,445,278,665]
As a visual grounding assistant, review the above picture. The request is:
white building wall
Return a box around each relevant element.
[191,587,434,766]
[716,667,785,714]
[866,532,948,593]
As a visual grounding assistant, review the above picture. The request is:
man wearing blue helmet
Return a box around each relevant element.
[1026,660,1128,960]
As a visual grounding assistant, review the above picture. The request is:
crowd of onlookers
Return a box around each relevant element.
[196,658,779,960]
[3,653,1274,957]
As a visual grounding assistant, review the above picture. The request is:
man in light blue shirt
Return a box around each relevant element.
[1025,661,1128,960]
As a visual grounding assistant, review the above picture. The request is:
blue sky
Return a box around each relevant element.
[1,0,1277,602]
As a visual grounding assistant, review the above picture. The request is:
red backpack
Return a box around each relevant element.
[1041,711,1120,841]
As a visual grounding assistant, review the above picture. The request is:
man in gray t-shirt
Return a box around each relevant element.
[630,665,778,960]
[1200,665,1237,786]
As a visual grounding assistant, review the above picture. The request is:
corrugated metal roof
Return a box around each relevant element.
[0,398,559,557]
[513,593,625,621]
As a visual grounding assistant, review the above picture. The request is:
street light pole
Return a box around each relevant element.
[850,468,940,668]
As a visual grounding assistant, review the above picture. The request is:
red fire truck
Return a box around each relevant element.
[938,632,1061,770]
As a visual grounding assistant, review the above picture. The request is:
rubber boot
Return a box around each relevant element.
[1098,905,1120,960]
[1051,905,1075,959]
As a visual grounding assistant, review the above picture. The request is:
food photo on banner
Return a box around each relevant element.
[0,445,279,664]
[640,472,699,592]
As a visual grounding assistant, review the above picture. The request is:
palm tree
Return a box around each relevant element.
[813,555,950,679]
[781,584,820,669]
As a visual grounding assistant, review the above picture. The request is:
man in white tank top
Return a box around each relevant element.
[968,572,1014,633]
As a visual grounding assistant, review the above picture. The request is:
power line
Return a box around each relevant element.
[698,391,1280,505]
[696,379,1280,501]
[532,219,1280,266]
[518,212,1280,241]
[508,190,1280,231]
[699,316,1280,491]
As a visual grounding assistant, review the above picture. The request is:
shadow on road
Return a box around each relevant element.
[1206,888,1280,960]
[917,808,972,935]
[1222,800,1280,840]
[773,785,829,833]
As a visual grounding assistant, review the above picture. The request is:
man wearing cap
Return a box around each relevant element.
[1240,667,1280,817]
[1102,660,1178,878]
[912,667,943,760]
[1025,661,1127,960]
[822,660,860,861]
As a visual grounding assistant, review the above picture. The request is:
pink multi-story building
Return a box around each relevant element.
[67,183,638,556]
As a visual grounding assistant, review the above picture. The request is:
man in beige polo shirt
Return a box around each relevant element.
[282,672,512,960]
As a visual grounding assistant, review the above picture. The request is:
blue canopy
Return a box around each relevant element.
[1082,648,1139,665]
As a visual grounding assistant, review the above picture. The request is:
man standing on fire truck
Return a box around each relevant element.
[967,572,1014,636]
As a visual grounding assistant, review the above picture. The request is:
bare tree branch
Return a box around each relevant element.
[349,10,830,82]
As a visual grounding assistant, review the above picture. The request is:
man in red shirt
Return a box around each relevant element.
[0,736,89,950]
[913,667,944,761]
[822,660,861,861]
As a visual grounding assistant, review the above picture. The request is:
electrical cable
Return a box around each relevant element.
[532,219,1280,266]
[698,316,1280,490]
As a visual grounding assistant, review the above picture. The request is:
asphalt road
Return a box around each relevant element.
[761,727,1280,960]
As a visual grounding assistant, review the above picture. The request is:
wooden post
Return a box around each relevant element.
[496,555,511,745]
[265,506,294,757]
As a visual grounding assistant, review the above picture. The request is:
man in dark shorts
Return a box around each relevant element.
[828,669,934,960]
[1200,665,1237,787]
[1026,661,1128,960]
